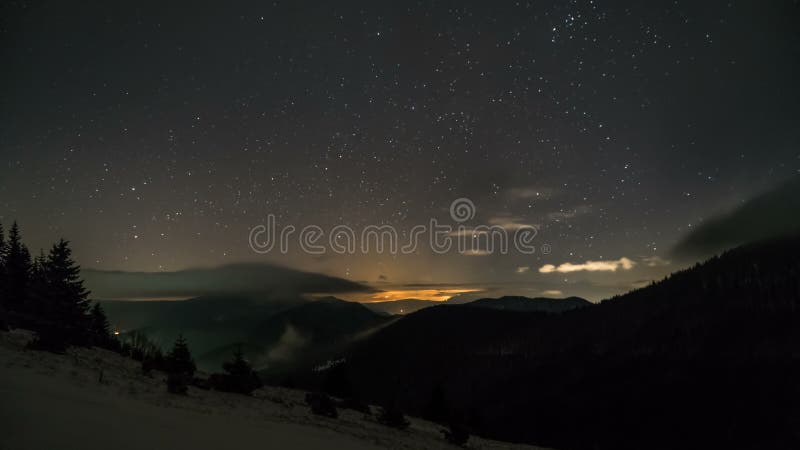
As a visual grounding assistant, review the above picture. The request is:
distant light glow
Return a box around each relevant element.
[361,288,483,302]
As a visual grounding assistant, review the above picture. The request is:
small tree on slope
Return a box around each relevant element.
[165,334,196,395]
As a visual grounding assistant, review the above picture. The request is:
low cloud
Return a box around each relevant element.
[539,257,636,273]
[642,255,671,267]
[507,187,556,200]
[460,249,493,256]
[262,325,308,364]
[487,216,540,231]
[515,266,531,274]
[84,263,375,300]
[672,176,800,259]
[547,205,592,222]
[541,289,563,296]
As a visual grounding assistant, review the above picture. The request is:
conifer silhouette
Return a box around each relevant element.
[43,239,90,321]
[4,222,31,312]
[0,221,7,309]
[209,345,263,395]
[166,334,196,377]
[165,334,195,395]
[89,303,114,348]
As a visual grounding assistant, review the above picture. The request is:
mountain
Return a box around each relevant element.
[464,295,590,312]
[362,299,440,315]
[101,295,305,360]
[315,237,800,450]
[249,297,390,346]
[102,294,394,373]
[95,263,377,371]
[197,297,393,375]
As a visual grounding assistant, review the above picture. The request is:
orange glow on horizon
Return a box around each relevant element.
[358,288,483,303]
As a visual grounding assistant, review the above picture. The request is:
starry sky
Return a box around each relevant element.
[1,0,799,301]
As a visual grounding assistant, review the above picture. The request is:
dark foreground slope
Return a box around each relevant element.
[0,331,534,450]
[332,237,800,450]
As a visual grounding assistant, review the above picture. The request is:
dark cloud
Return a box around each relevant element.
[672,176,800,260]
[84,263,376,300]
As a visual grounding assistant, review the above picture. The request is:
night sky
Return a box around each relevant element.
[2,1,799,301]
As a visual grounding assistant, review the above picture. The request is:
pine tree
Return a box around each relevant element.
[166,334,196,377]
[4,222,32,312]
[0,221,6,262]
[217,345,263,394]
[89,303,113,347]
[165,334,195,395]
[0,221,7,312]
[222,346,252,377]
[43,239,90,329]
[28,250,48,317]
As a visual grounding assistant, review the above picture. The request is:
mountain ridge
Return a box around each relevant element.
[318,236,800,450]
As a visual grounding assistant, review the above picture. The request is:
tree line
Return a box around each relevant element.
[0,220,469,444]
[0,221,113,351]
[0,220,266,397]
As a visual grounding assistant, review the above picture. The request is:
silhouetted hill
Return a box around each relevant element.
[321,237,800,450]
[465,295,590,312]
[195,297,394,377]
[101,295,305,363]
[103,295,393,373]
[249,297,389,346]
[362,299,440,315]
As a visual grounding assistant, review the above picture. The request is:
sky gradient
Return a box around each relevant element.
[2,0,799,301]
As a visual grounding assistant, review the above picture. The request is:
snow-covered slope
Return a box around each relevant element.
[0,330,544,450]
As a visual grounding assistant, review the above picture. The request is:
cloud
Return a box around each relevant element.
[448,228,486,237]
[671,176,800,259]
[642,255,671,267]
[539,257,636,273]
[83,263,375,300]
[507,187,556,200]
[263,324,308,363]
[449,217,538,237]
[460,249,493,256]
[547,205,592,222]
[541,289,563,296]
[515,266,531,274]
[487,216,540,231]
[364,288,483,302]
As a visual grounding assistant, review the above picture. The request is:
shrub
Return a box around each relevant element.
[441,422,470,446]
[337,396,371,415]
[27,325,68,354]
[191,376,212,390]
[305,392,338,418]
[141,350,166,375]
[166,372,190,395]
[164,334,195,395]
[377,405,410,430]
[165,334,196,377]
[209,346,263,395]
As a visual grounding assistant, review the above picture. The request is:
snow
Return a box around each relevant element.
[0,330,546,450]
